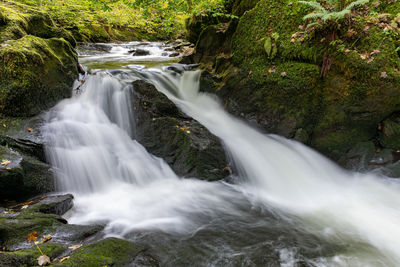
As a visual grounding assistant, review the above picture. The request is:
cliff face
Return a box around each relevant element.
[186,0,400,171]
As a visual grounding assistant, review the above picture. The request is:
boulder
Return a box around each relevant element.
[129,48,150,56]
[0,135,55,204]
[132,79,229,181]
[0,35,78,117]
[54,238,159,266]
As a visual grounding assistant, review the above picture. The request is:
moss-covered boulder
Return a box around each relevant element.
[0,242,67,267]
[132,79,229,181]
[0,35,77,116]
[55,238,159,266]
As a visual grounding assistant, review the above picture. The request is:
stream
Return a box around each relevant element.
[42,42,400,266]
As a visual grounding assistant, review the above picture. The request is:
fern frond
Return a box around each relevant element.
[331,9,351,20]
[303,11,326,20]
[298,1,326,12]
[306,21,323,28]
[345,0,369,11]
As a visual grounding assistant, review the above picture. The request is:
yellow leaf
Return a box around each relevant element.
[41,235,52,243]
[59,256,70,263]
[1,160,10,166]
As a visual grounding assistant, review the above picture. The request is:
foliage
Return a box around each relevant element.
[300,0,369,23]
[9,0,227,40]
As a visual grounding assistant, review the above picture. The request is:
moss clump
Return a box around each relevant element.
[0,35,77,116]
[55,238,148,267]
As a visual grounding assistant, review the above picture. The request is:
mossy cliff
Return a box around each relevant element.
[188,0,400,164]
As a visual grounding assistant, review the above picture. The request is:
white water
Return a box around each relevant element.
[43,44,400,266]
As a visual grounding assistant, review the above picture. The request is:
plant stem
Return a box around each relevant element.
[34,243,45,256]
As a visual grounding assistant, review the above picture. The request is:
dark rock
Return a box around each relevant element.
[23,194,74,216]
[169,52,180,57]
[132,80,228,181]
[129,48,150,56]
[0,141,55,204]
[164,47,175,52]
[166,64,199,74]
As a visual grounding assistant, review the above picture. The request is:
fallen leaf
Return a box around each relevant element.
[59,256,70,263]
[41,235,52,243]
[380,72,388,78]
[68,244,82,250]
[281,72,287,77]
[26,128,33,132]
[1,160,10,166]
[37,255,50,266]
[27,231,39,242]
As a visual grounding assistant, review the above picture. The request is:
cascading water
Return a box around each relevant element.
[43,42,400,266]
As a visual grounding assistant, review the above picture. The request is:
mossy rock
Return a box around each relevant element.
[0,35,77,116]
[0,242,67,267]
[132,79,229,181]
[0,138,54,203]
[54,238,158,267]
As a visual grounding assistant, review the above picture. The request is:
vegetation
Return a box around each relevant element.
[299,0,370,76]
[8,0,228,40]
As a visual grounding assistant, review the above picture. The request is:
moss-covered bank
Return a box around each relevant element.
[188,0,400,165]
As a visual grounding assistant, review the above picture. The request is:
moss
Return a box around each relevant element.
[55,238,146,267]
[232,0,260,16]
[0,242,67,266]
[0,213,63,249]
[0,35,77,116]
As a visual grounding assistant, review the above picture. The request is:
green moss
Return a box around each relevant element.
[55,238,146,267]
[0,35,77,116]
[0,213,63,248]
[0,243,67,266]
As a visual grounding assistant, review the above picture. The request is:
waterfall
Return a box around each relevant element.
[147,70,400,265]
[42,43,400,266]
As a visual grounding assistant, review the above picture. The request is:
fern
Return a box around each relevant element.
[299,0,369,22]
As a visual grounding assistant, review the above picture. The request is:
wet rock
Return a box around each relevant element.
[164,47,175,52]
[0,243,67,267]
[129,48,150,56]
[23,194,74,216]
[166,64,199,74]
[132,80,229,181]
[0,138,55,204]
[169,52,180,57]
[55,238,158,266]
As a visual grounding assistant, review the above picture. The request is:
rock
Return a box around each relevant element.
[164,47,175,52]
[55,238,159,266]
[23,194,74,216]
[187,0,400,164]
[169,52,180,57]
[166,64,199,74]
[0,35,78,117]
[380,113,400,148]
[129,48,150,56]
[132,80,229,181]
[0,138,55,203]
[0,243,67,267]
